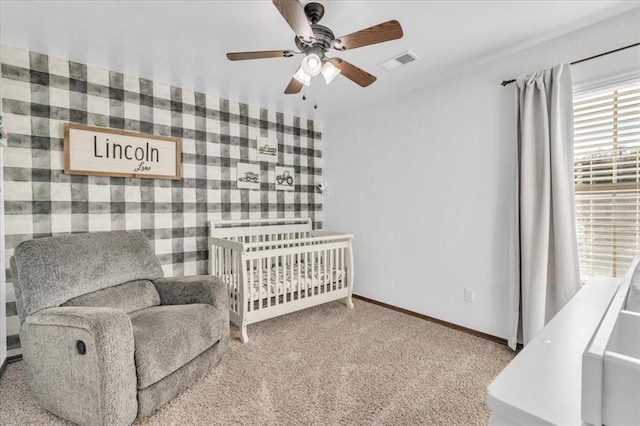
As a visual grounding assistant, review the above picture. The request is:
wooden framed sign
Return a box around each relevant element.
[64,123,181,180]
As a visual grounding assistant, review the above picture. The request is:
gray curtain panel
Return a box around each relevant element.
[512,64,581,347]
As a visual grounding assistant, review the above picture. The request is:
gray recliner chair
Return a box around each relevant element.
[10,230,230,426]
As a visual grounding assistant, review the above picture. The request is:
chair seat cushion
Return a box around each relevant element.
[129,304,221,389]
[61,280,160,314]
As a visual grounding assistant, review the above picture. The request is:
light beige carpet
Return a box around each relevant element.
[0,300,514,425]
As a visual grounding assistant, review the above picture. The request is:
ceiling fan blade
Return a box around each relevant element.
[227,50,295,61]
[329,58,377,87]
[284,72,304,94]
[333,20,403,51]
[273,0,315,43]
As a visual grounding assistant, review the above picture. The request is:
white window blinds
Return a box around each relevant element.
[574,80,640,282]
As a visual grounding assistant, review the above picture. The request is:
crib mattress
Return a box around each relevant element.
[225,264,345,301]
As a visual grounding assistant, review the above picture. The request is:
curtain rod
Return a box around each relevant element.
[500,42,640,87]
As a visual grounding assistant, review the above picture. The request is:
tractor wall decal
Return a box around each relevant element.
[275,167,295,191]
[277,170,294,186]
[239,171,259,183]
[236,162,261,189]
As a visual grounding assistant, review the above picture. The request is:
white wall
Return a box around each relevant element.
[323,8,640,340]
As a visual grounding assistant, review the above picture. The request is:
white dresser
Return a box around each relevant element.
[487,276,622,425]
[488,257,640,425]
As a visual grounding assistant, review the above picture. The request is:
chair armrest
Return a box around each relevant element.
[21,306,137,426]
[153,275,228,310]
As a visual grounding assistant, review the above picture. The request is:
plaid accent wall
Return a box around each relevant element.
[0,45,323,357]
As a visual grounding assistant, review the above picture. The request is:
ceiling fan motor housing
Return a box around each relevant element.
[295,24,335,51]
[304,2,325,24]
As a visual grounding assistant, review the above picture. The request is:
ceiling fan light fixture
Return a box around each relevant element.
[293,67,311,86]
[321,61,341,84]
[301,52,323,77]
[226,1,403,95]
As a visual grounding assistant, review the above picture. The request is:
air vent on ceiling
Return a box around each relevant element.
[378,50,420,70]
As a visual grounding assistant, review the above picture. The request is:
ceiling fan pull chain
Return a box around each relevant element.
[314,85,318,109]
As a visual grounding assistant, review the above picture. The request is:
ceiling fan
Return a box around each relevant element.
[226,0,404,95]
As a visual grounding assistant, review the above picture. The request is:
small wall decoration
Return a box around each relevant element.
[0,113,8,148]
[256,136,278,163]
[275,166,295,191]
[237,162,261,190]
[64,123,181,179]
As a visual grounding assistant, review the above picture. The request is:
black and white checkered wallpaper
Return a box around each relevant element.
[1,45,323,357]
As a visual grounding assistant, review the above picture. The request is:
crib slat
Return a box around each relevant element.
[325,248,329,293]
[229,250,233,312]
[259,255,271,308]
[339,247,344,289]
[296,252,301,301]
[275,255,279,306]
[337,248,341,291]
[321,248,325,293]
[287,251,291,297]
[245,258,250,313]
[329,247,333,292]
[271,254,276,306]
[214,245,219,276]
[230,250,235,313]
[290,253,294,302]
[305,250,310,299]
[224,247,228,279]
[238,252,242,313]
[336,248,341,290]
[227,249,231,304]
[314,247,319,294]
[311,248,316,296]
[304,249,309,298]
[312,248,322,295]
[266,253,270,308]
[239,252,243,313]
[249,258,254,312]
[319,248,323,294]
[236,251,240,313]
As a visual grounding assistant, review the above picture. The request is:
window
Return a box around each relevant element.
[574,79,640,283]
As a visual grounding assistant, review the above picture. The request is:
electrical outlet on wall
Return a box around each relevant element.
[464,288,475,303]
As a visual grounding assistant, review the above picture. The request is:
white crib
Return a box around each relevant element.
[208,218,354,343]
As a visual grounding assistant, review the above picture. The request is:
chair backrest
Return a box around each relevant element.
[11,230,164,321]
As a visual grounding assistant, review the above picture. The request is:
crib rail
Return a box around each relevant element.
[209,218,312,241]
[242,233,353,250]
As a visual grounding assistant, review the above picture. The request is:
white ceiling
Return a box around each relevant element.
[1,1,639,120]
